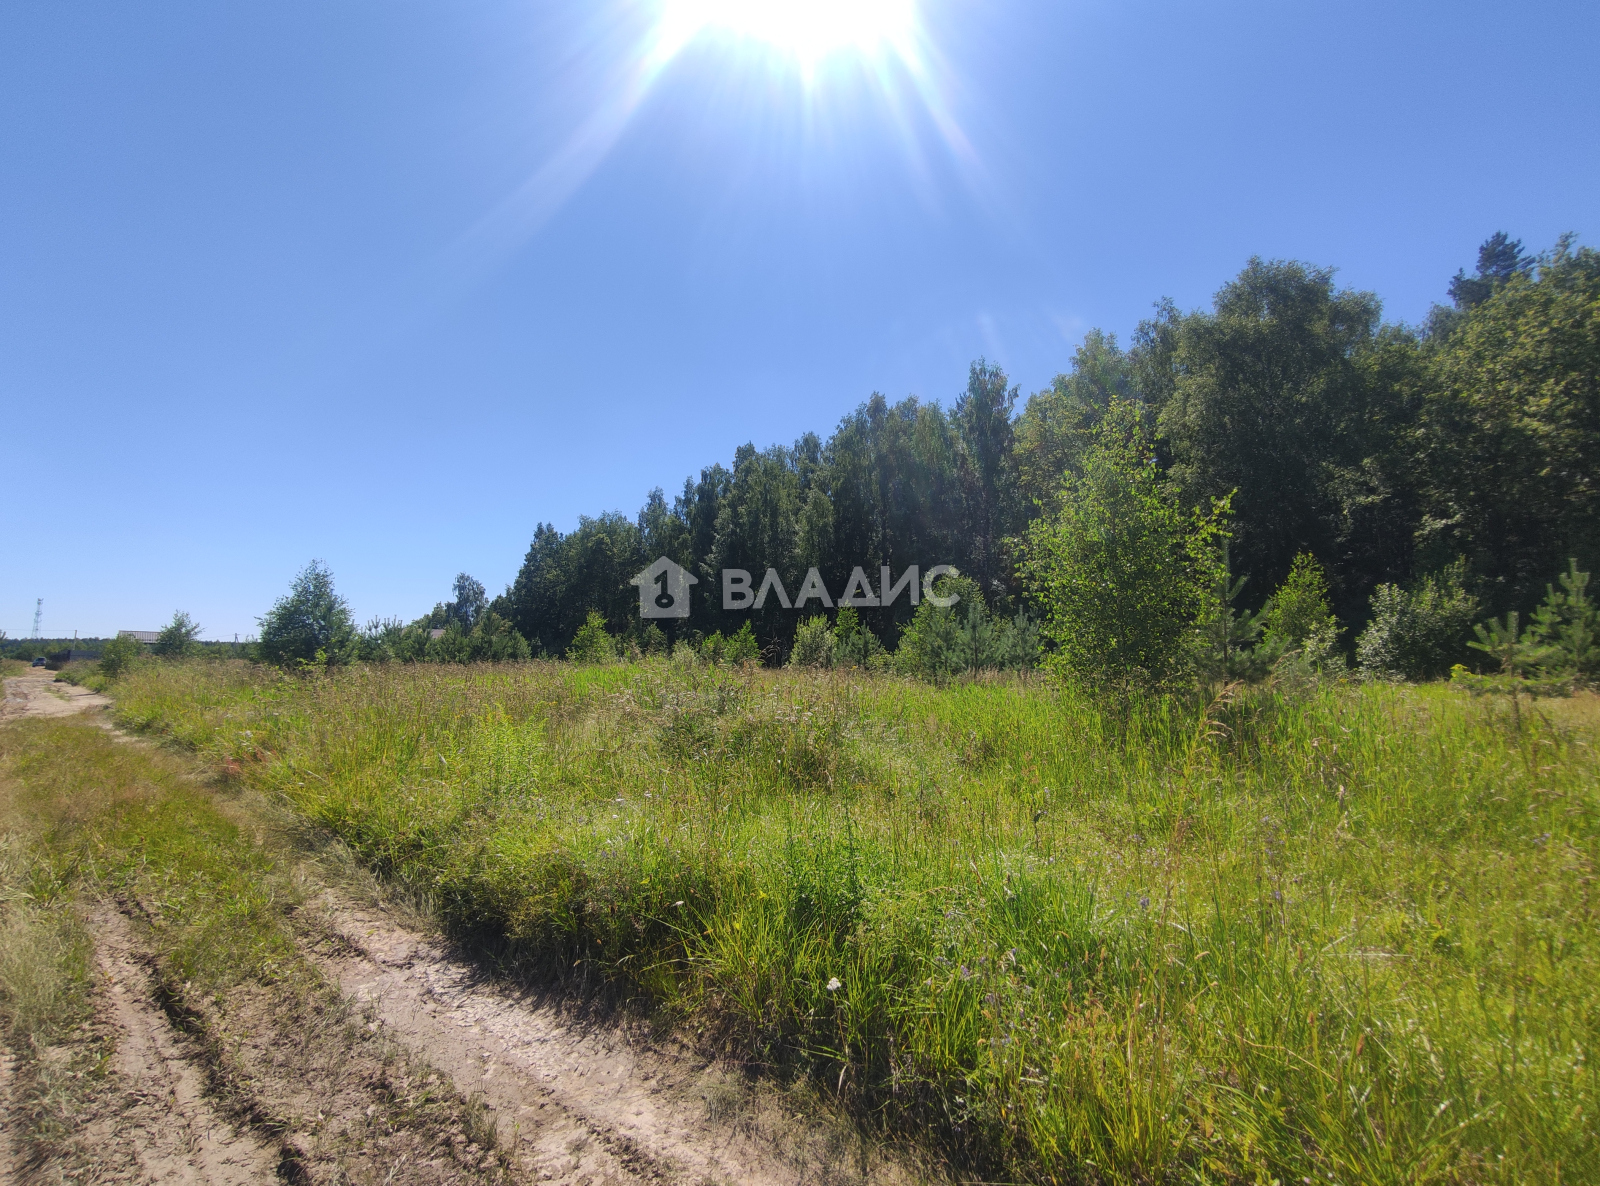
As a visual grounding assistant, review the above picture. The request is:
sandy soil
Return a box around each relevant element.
[0,672,932,1186]
[0,669,112,722]
[84,906,281,1184]
[302,891,919,1186]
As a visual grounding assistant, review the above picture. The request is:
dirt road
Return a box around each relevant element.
[0,668,111,722]
[0,673,927,1186]
[303,890,906,1186]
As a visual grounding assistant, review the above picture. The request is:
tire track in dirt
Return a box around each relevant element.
[86,905,282,1184]
[3,674,926,1186]
[302,891,917,1186]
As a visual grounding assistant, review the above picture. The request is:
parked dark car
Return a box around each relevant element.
[30,656,46,667]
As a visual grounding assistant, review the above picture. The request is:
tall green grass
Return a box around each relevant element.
[113,660,1599,1184]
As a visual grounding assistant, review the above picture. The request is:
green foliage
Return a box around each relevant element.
[419,573,489,631]
[698,620,763,666]
[1356,561,1479,680]
[831,606,885,669]
[1445,231,1533,311]
[1525,559,1598,683]
[724,620,761,664]
[473,235,1593,670]
[892,572,1036,680]
[1143,258,1421,623]
[952,359,1022,592]
[566,610,617,664]
[98,633,144,679]
[1417,238,1600,608]
[788,615,835,668]
[152,610,202,658]
[1467,611,1551,677]
[1263,552,1340,651]
[1196,549,1271,682]
[1020,401,1229,693]
[424,612,532,664]
[1013,329,1133,512]
[634,621,668,658]
[111,660,1600,1186]
[258,560,358,668]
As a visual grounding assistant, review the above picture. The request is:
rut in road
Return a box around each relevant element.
[1,670,935,1186]
[85,905,281,1185]
[297,884,924,1186]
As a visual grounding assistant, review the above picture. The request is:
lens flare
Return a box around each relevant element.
[657,0,917,69]
[450,0,975,289]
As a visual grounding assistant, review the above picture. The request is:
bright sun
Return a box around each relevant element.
[657,0,917,69]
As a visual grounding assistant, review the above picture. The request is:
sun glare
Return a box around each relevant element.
[657,0,918,70]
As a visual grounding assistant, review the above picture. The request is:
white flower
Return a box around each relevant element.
[826,977,842,992]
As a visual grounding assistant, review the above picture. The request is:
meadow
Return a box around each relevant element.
[110,658,1598,1185]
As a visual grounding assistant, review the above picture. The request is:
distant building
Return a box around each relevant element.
[429,628,446,639]
[118,630,160,645]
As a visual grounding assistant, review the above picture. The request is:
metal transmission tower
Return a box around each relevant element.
[31,599,42,640]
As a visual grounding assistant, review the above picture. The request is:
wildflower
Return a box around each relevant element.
[674,900,685,907]
[1139,896,1150,910]
[826,977,842,992]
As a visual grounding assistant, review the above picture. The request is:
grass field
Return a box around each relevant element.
[109,659,1599,1184]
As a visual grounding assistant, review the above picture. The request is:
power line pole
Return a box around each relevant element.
[31,599,42,640]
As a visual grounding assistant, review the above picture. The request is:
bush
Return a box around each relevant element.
[1263,553,1340,654]
[152,610,202,658]
[1356,561,1478,680]
[1020,400,1228,693]
[1526,559,1598,683]
[567,610,617,664]
[258,561,359,668]
[832,606,885,669]
[893,573,1037,680]
[725,620,761,664]
[1196,549,1271,683]
[98,634,143,679]
[788,615,835,669]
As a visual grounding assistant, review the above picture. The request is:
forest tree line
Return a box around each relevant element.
[460,232,1596,666]
[116,232,1593,684]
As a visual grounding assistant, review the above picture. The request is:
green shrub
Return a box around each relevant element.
[724,620,761,664]
[1356,561,1478,680]
[152,610,202,658]
[1264,553,1340,654]
[258,560,359,668]
[567,610,617,664]
[1526,559,1598,682]
[98,633,143,679]
[788,615,835,668]
[1020,400,1228,693]
[1196,548,1271,682]
[831,606,884,669]
[893,573,1037,679]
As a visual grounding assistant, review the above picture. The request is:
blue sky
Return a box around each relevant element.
[4,0,1597,640]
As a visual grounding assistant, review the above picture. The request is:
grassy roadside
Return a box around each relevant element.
[107,658,1600,1184]
[109,662,1600,1177]
[0,715,511,1184]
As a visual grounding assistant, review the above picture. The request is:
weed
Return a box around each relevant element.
[107,659,1600,1185]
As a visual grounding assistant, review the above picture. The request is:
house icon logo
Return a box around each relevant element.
[631,557,699,620]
